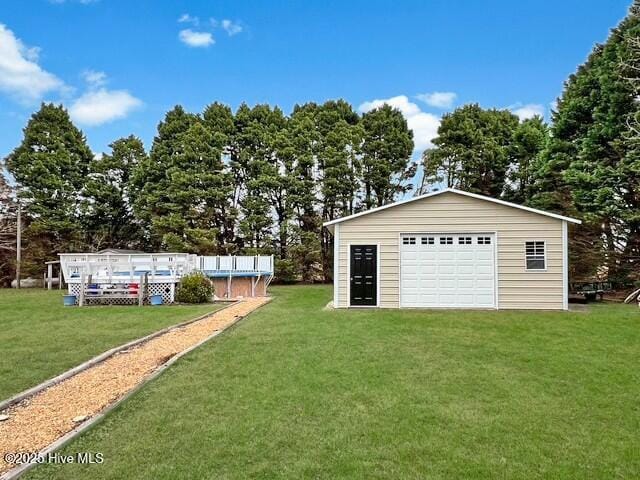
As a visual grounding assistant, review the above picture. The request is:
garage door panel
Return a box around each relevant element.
[419,279,437,289]
[476,278,494,289]
[438,293,457,303]
[455,295,474,305]
[476,265,493,275]
[402,265,420,275]
[456,251,474,261]
[476,251,493,261]
[475,294,495,306]
[456,264,475,275]
[401,252,418,261]
[401,233,495,308]
[438,265,456,274]
[438,278,457,289]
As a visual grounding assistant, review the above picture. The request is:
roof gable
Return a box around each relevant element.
[323,188,581,228]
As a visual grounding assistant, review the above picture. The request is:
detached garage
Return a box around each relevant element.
[324,189,581,310]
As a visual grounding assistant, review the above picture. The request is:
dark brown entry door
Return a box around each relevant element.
[350,245,377,306]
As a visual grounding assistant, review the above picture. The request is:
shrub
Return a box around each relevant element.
[176,272,213,303]
[274,258,298,284]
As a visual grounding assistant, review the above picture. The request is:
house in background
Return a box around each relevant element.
[324,189,581,310]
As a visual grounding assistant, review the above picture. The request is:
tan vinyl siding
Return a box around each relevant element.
[336,191,564,310]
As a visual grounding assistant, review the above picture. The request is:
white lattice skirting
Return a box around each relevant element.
[67,283,176,305]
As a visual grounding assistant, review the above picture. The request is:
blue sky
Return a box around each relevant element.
[0,0,632,160]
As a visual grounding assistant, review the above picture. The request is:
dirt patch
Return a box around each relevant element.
[0,297,270,474]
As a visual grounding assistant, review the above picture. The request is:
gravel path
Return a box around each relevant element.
[0,297,270,474]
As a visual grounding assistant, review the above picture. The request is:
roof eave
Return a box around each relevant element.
[322,188,582,227]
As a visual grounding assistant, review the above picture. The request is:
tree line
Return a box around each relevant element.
[1,2,638,287]
[1,100,414,284]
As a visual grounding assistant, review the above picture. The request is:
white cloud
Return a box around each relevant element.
[358,95,440,153]
[178,13,199,25]
[221,19,243,36]
[179,29,214,48]
[69,88,142,126]
[416,91,457,109]
[0,24,66,102]
[82,69,107,87]
[511,103,545,121]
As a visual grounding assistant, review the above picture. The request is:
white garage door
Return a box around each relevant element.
[400,233,495,308]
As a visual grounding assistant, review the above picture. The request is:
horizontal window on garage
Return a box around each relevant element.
[458,236,472,245]
[439,236,453,245]
[477,236,491,245]
[402,237,416,245]
[525,241,546,270]
[421,236,435,245]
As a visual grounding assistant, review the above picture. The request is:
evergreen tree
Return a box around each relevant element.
[619,4,640,282]
[422,104,519,197]
[5,103,93,252]
[131,105,198,248]
[504,116,548,204]
[315,100,362,219]
[314,100,362,280]
[132,106,233,254]
[230,104,285,252]
[286,105,322,280]
[532,3,640,282]
[0,173,16,286]
[203,102,237,253]
[83,136,146,250]
[361,105,415,208]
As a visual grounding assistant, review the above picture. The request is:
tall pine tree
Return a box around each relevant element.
[82,136,146,250]
[532,3,640,282]
[422,104,520,197]
[5,103,93,253]
[361,105,414,208]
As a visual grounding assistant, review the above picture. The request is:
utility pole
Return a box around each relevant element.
[16,201,21,289]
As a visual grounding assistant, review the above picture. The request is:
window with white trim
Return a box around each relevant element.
[525,241,546,270]
[458,236,472,245]
[477,236,491,245]
[403,237,416,245]
[439,236,453,245]
[421,236,435,245]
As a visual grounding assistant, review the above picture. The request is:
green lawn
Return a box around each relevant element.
[0,289,220,401]
[27,285,640,479]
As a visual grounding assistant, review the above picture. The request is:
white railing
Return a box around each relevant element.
[59,253,198,283]
[197,255,274,274]
[59,253,274,284]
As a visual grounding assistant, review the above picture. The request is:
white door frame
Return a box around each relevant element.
[346,242,380,308]
[398,231,499,309]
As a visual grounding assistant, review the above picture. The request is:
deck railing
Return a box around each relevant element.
[198,255,274,274]
[59,253,198,284]
[60,253,274,284]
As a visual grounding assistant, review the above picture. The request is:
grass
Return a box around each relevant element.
[25,285,640,479]
[0,289,220,401]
